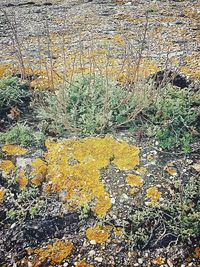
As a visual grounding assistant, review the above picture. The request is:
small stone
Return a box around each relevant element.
[63,263,68,267]
[88,250,96,257]
[138,258,143,264]
[134,264,139,267]
[167,259,173,267]
[90,240,96,245]
[111,198,115,204]
[11,223,16,229]
[95,257,103,263]
[122,193,129,200]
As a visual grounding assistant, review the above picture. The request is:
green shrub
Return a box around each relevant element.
[145,84,199,151]
[37,74,154,135]
[0,123,45,147]
[0,76,29,109]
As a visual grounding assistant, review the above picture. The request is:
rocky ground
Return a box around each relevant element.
[0,134,199,266]
[0,0,199,86]
[0,1,200,267]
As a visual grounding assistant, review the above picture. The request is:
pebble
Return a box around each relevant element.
[90,240,96,245]
[95,257,103,263]
[10,223,16,229]
[82,241,87,247]
[138,258,143,264]
[88,250,96,257]
[167,259,173,267]
[111,198,116,204]
[122,193,129,200]
[125,2,132,5]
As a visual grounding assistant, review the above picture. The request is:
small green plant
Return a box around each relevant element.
[0,76,29,109]
[127,177,200,249]
[144,84,199,151]
[77,203,90,219]
[6,186,44,222]
[0,123,45,147]
[37,74,155,135]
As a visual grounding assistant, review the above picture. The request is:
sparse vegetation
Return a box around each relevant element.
[0,123,45,147]
[0,0,200,266]
[128,177,200,249]
[0,76,29,109]
[37,74,156,135]
[144,84,199,152]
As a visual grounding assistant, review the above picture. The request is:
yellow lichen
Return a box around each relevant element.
[195,247,200,258]
[51,240,74,263]
[112,35,125,46]
[44,136,140,216]
[112,140,140,170]
[165,166,177,176]
[129,187,139,195]
[0,160,15,173]
[86,226,110,244]
[0,187,6,203]
[34,240,73,264]
[0,64,13,77]
[126,174,144,187]
[146,186,162,203]
[1,144,28,155]
[153,256,165,265]
[76,260,94,267]
[93,193,112,217]
[136,166,147,174]
[16,170,28,189]
[31,158,47,186]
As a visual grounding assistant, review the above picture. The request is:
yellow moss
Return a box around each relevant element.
[146,186,162,203]
[17,170,28,189]
[1,144,28,155]
[126,174,144,187]
[34,240,73,264]
[31,158,47,186]
[0,160,15,173]
[0,187,6,203]
[76,260,94,267]
[44,136,140,216]
[86,226,110,244]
